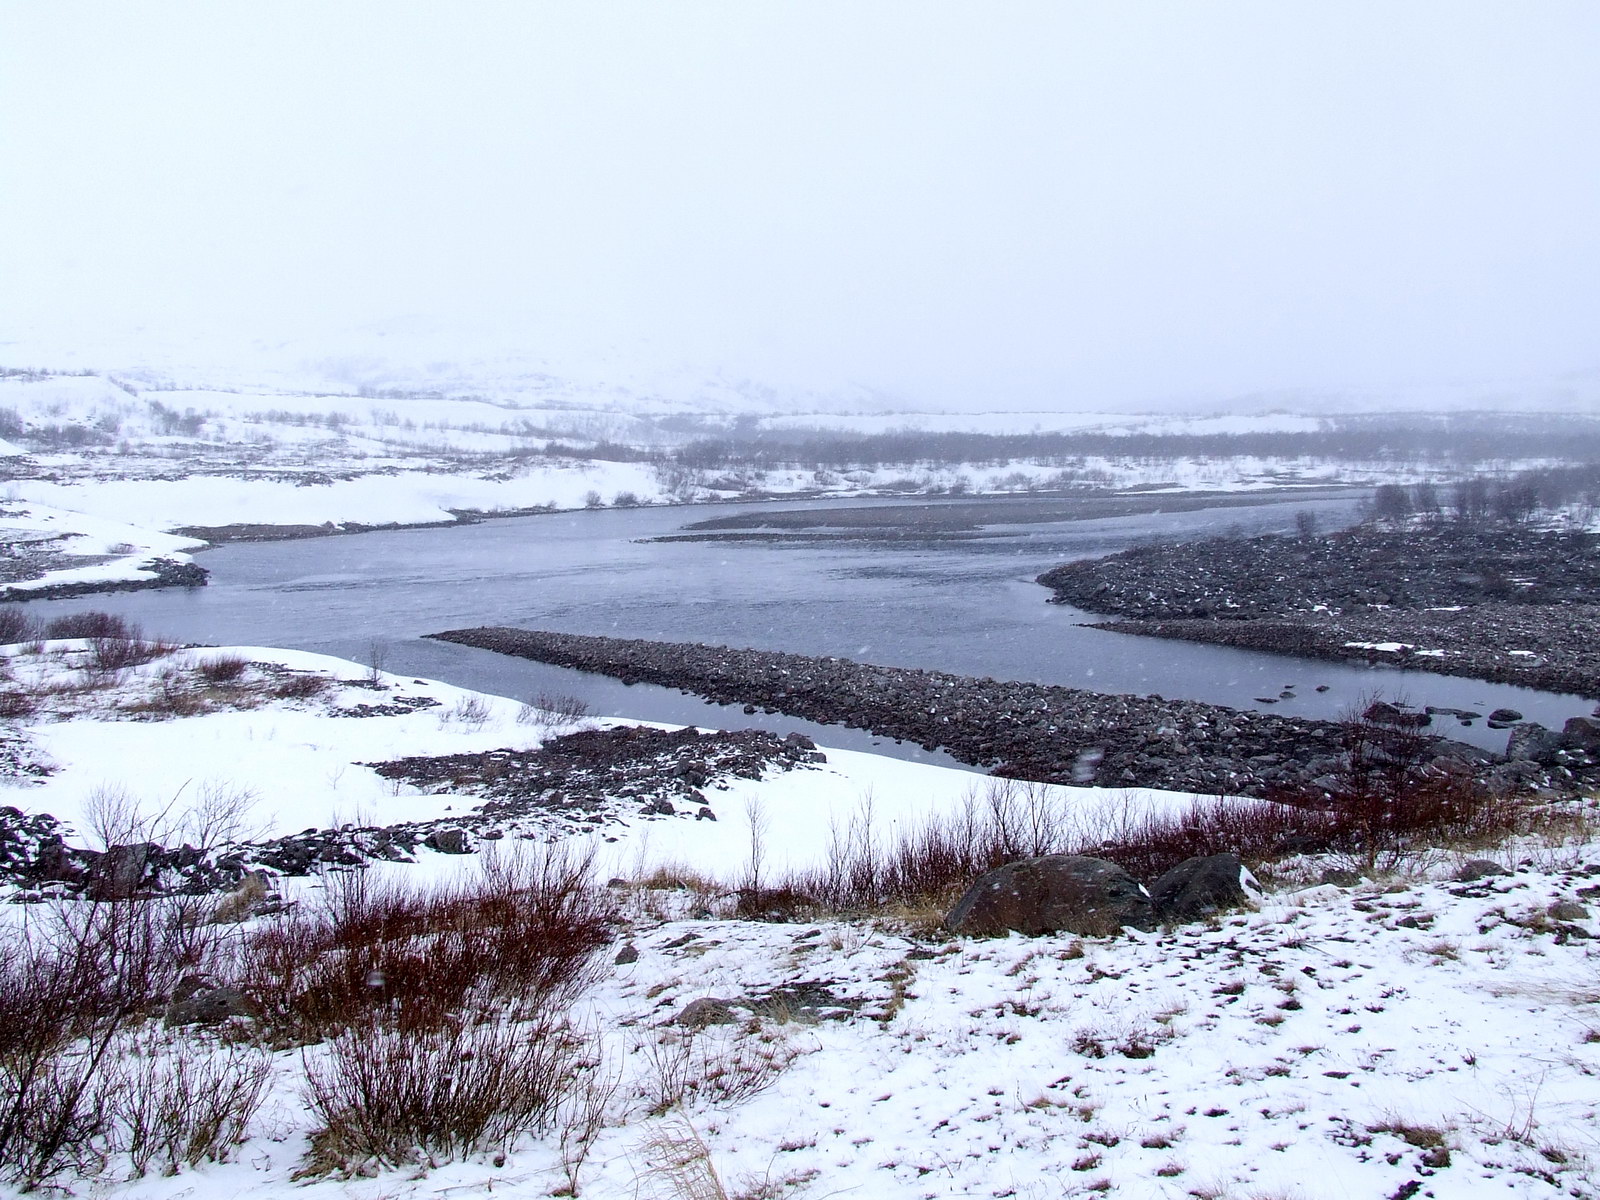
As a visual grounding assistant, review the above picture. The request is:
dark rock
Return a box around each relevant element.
[424,828,471,854]
[944,855,1155,938]
[1560,716,1600,753]
[1363,701,1430,727]
[1488,708,1524,724]
[1548,901,1590,922]
[1455,859,1510,882]
[1505,722,1562,765]
[614,942,639,965]
[1150,853,1257,922]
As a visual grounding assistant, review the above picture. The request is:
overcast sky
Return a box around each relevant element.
[2,2,1597,407]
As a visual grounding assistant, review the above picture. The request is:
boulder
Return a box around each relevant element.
[1150,853,1259,922]
[164,977,256,1027]
[675,997,738,1028]
[1505,722,1562,765]
[424,828,471,855]
[1455,858,1510,882]
[1363,701,1429,727]
[1488,708,1524,724]
[88,842,158,900]
[944,855,1155,938]
[1560,716,1600,754]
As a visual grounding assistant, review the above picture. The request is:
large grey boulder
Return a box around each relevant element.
[1505,722,1562,765]
[88,842,157,900]
[1149,853,1259,922]
[944,855,1155,938]
[164,976,257,1027]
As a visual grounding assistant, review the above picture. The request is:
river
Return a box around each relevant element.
[26,489,1593,760]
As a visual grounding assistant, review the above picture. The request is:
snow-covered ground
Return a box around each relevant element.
[0,642,1198,880]
[1,645,1596,1198]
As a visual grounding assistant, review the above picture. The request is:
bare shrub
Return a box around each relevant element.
[638,1119,730,1200]
[518,692,593,729]
[640,1025,799,1117]
[117,663,216,718]
[194,653,249,683]
[43,611,136,640]
[555,1041,621,1197]
[445,695,492,728]
[88,633,172,673]
[271,671,331,701]
[737,753,1519,921]
[238,844,612,1043]
[0,898,208,1188]
[0,607,37,645]
[301,1012,580,1171]
[0,689,37,720]
[111,1031,270,1177]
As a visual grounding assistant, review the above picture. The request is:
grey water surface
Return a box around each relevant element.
[27,490,1592,760]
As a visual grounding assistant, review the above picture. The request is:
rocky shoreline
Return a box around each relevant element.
[1037,524,1600,698]
[0,556,208,604]
[427,627,1600,798]
[0,726,824,899]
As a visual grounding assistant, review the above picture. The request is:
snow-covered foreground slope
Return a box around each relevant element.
[0,645,1597,1198]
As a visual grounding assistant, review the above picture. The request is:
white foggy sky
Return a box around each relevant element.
[2,2,1598,406]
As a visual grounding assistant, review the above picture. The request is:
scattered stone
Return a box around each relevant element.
[614,942,640,965]
[944,855,1155,938]
[1363,701,1430,728]
[430,628,1506,799]
[1561,716,1600,753]
[87,842,157,900]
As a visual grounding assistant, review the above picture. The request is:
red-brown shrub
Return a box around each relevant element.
[238,845,612,1043]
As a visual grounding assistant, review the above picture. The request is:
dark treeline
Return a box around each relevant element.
[1370,463,1600,523]
[671,424,1600,471]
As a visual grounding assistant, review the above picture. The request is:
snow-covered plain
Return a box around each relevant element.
[1,645,1597,1199]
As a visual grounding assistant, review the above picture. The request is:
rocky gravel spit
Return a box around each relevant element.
[427,627,1597,798]
[1037,524,1600,697]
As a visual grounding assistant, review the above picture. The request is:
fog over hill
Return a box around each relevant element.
[4,4,1598,420]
